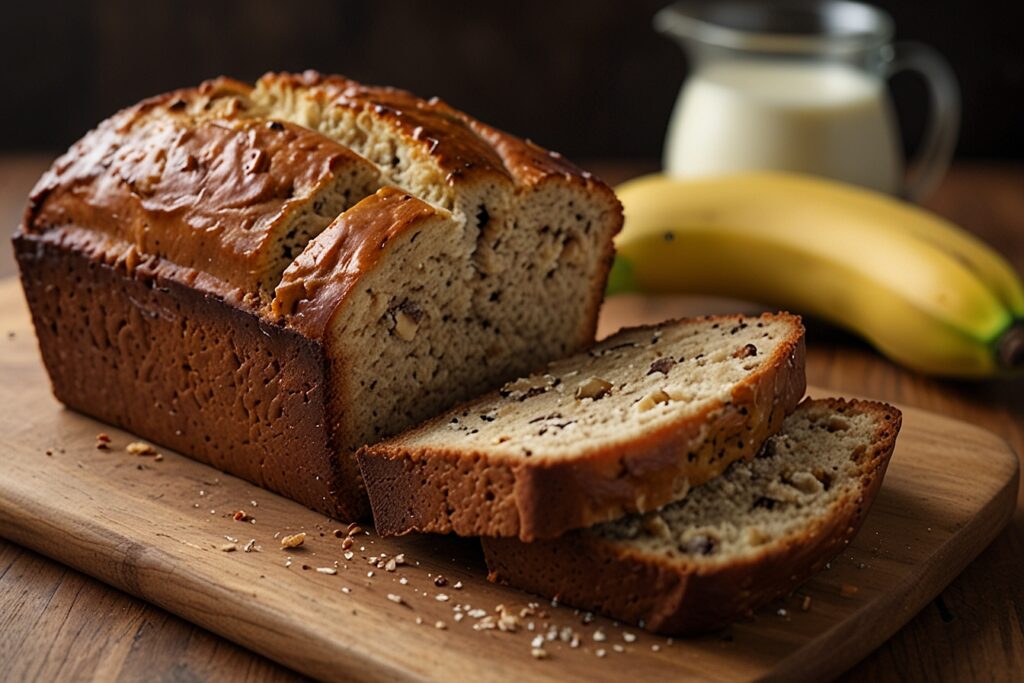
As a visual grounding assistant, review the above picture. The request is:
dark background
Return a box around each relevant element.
[2,0,1022,160]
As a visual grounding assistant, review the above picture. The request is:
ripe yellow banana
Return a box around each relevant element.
[610,172,1024,378]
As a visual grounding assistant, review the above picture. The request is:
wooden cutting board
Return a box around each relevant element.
[0,279,1017,683]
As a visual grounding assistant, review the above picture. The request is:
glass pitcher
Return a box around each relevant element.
[656,0,960,200]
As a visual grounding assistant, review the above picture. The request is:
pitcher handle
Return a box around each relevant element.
[886,41,961,202]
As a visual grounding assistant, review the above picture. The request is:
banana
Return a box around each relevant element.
[610,172,1024,378]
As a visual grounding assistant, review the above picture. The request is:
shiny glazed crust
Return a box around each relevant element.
[357,314,807,541]
[481,399,902,635]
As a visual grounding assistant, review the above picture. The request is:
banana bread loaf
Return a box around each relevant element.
[14,73,622,519]
[482,398,901,634]
[357,313,806,540]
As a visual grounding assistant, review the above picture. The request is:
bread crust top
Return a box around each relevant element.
[271,187,443,336]
[23,80,376,301]
[256,71,600,190]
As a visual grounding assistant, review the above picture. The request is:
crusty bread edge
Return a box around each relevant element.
[481,398,902,635]
[357,313,806,541]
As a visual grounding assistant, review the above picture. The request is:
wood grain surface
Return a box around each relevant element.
[2,157,1023,682]
[0,276,1016,682]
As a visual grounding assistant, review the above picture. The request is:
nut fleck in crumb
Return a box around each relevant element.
[232,511,248,522]
[243,539,258,553]
[386,593,404,605]
[126,441,156,456]
[434,575,448,587]
[733,343,758,359]
[347,523,363,535]
[341,537,354,550]
[316,567,337,575]
[575,376,613,401]
[219,543,237,552]
[280,532,306,549]
[95,433,111,450]
[341,587,352,594]
[333,529,345,538]
[801,595,813,611]
[841,583,859,597]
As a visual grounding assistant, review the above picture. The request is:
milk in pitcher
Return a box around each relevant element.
[664,60,903,194]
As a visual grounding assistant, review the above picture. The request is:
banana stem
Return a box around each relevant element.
[998,322,1024,371]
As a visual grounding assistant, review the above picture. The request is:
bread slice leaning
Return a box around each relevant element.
[357,313,806,541]
[482,398,901,635]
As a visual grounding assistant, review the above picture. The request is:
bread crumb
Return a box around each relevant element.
[801,595,813,611]
[219,543,237,552]
[530,648,550,660]
[317,567,337,575]
[387,593,404,605]
[434,620,447,630]
[126,441,156,456]
[280,532,305,549]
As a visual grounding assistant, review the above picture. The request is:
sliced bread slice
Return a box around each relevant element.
[357,313,806,541]
[482,398,901,635]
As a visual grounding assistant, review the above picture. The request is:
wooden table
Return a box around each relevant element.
[1,156,1021,681]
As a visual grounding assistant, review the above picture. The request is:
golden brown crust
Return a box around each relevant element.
[481,398,902,635]
[13,226,367,519]
[25,85,374,300]
[271,188,442,335]
[257,70,602,190]
[357,313,807,541]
